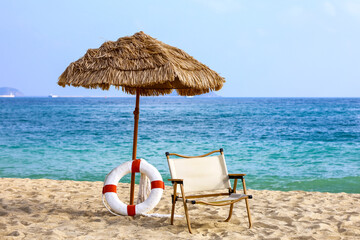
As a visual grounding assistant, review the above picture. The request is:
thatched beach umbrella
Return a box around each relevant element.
[58,31,225,205]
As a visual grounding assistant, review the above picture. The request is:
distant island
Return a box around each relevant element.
[0,87,221,98]
[167,91,221,97]
[0,87,24,97]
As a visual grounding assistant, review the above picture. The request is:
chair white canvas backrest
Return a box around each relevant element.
[167,154,231,194]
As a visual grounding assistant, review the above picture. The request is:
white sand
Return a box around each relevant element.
[1,178,359,239]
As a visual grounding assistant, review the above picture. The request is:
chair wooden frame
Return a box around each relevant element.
[166,149,252,233]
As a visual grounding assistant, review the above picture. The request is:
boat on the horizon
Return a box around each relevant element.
[48,94,59,98]
[0,93,15,98]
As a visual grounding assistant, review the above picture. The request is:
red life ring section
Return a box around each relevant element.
[102,159,164,216]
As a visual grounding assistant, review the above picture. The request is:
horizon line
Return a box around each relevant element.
[5,96,360,98]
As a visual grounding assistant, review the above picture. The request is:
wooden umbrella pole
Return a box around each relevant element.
[130,90,140,205]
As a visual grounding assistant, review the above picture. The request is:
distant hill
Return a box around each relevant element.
[0,87,24,96]
[194,91,221,97]
[167,91,221,97]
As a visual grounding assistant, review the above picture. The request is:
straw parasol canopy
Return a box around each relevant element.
[58,31,225,96]
[58,31,225,206]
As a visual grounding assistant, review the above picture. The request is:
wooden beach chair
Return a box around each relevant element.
[165,148,252,233]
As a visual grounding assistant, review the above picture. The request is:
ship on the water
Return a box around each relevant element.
[0,93,15,98]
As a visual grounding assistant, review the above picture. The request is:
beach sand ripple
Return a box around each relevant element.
[0,178,359,239]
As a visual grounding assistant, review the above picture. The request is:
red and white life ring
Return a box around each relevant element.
[102,159,164,216]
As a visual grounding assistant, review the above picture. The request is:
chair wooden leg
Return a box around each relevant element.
[180,184,192,234]
[170,183,177,225]
[242,178,252,228]
[225,203,234,222]
[170,201,176,225]
[245,198,252,228]
[225,179,238,222]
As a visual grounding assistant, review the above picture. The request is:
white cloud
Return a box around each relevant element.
[345,1,360,17]
[324,2,336,16]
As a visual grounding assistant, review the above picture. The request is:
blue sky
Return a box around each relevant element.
[0,0,359,97]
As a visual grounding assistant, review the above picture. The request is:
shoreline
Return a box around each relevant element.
[1,177,360,239]
[2,176,359,194]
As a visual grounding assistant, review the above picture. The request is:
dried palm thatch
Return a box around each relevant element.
[58,31,225,96]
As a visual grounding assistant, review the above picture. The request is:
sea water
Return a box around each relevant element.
[0,97,359,193]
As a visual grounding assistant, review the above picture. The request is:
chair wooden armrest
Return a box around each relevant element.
[228,174,246,179]
[228,174,249,195]
[168,179,184,184]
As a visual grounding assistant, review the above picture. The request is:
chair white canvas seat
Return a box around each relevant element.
[211,193,248,203]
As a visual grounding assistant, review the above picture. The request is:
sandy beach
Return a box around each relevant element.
[1,178,359,239]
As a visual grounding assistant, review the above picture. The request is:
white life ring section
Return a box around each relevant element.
[102,159,165,216]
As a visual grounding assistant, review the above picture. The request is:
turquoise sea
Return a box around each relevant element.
[0,97,359,193]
